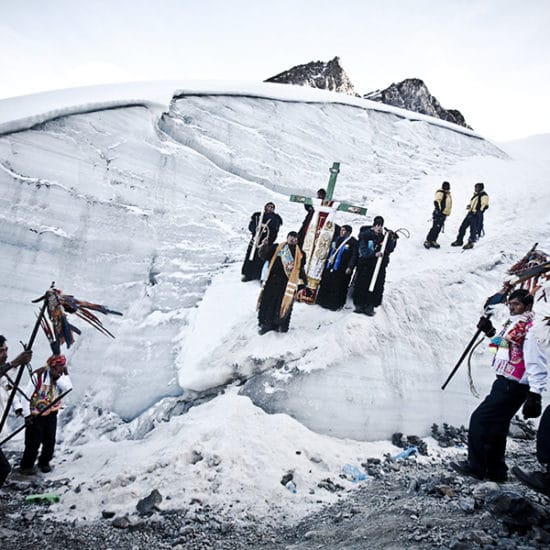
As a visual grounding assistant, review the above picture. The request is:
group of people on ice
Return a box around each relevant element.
[242,180,492,337]
[241,198,399,335]
[424,181,489,250]
[239,179,550,499]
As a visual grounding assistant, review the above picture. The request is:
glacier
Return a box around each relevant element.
[0,81,549,521]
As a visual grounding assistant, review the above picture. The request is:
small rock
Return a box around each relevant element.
[469,529,493,545]
[472,481,500,499]
[280,472,294,486]
[317,478,344,493]
[206,454,221,467]
[190,450,203,464]
[112,516,130,529]
[136,489,162,516]
[458,497,476,514]
[449,541,470,550]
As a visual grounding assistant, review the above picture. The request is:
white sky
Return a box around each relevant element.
[1,0,549,141]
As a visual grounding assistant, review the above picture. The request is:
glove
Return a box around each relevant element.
[522,392,542,419]
[477,316,496,337]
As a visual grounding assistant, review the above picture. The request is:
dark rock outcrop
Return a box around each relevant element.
[265,58,471,129]
[265,56,356,96]
[364,78,471,129]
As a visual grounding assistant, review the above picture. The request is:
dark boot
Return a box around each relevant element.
[364,305,376,316]
[450,460,484,480]
[451,240,463,247]
[258,324,273,335]
[512,465,550,496]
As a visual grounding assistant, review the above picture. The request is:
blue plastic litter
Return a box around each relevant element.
[341,463,367,482]
[392,446,418,460]
[285,480,297,493]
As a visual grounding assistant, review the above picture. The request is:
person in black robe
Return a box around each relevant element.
[257,232,308,334]
[352,216,397,316]
[316,225,358,311]
[241,202,283,282]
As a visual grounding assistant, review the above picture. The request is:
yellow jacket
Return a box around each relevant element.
[434,189,452,216]
[468,191,489,213]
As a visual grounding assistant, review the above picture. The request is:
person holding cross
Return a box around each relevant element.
[352,216,398,316]
[289,163,367,303]
[0,335,32,487]
[297,188,327,247]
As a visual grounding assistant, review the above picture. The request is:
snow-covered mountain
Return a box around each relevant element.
[265,57,357,96]
[0,81,549,523]
[364,78,471,129]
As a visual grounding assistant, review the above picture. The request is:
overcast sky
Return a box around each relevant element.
[1,0,549,141]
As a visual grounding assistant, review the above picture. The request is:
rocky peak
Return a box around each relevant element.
[364,78,471,129]
[264,56,356,96]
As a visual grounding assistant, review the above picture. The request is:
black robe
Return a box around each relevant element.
[316,236,358,310]
[257,243,307,333]
[241,211,283,281]
[352,226,396,308]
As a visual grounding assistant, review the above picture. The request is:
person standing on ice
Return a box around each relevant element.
[451,289,547,482]
[241,202,283,282]
[316,225,358,311]
[16,353,72,475]
[257,231,309,334]
[424,181,452,249]
[451,182,488,250]
[352,216,397,316]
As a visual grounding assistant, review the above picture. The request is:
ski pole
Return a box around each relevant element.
[441,327,485,390]
[442,257,550,391]
[441,291,506,390]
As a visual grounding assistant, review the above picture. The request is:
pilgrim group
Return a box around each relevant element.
[243,181,490,336]
[2,177,550,501]
[240,181,550,495]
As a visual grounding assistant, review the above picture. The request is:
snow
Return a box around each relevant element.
[0,80,549,524]
[0,80,483,138]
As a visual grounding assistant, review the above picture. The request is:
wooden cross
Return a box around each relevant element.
[289,162,367,216]
[288,163,367,302]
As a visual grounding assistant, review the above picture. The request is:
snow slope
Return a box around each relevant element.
[0,81,548,523]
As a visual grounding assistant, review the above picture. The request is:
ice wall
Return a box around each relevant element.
[0,88,508,423]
